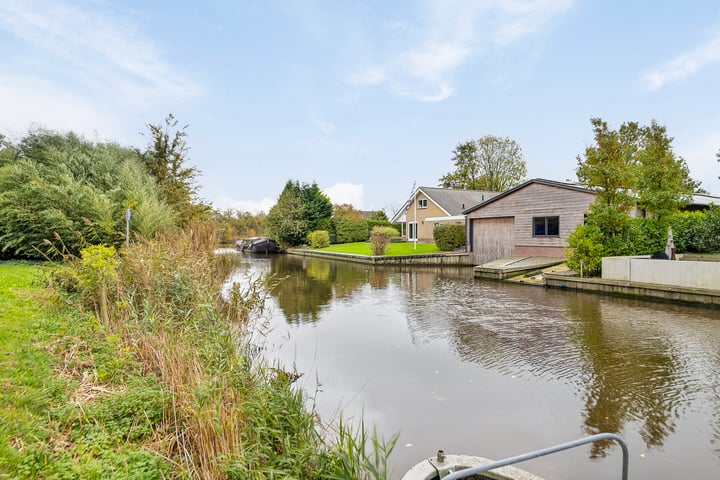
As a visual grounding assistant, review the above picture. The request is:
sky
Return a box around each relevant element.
[1,1,719,215]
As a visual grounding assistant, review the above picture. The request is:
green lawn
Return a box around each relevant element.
[317,241,441,256]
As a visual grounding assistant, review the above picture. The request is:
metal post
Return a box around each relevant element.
[125,208,131,246]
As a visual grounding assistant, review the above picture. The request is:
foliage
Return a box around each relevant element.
[308,230,331,248]
[3,225,397,478]
[332,204,368,243]
[670,206,720,253]
[635,121,698,220]
[570,118,701,272]
[368,210,389,222]
[565,224,604,277]
[369,226,399,255]
[335,217,369,243]
[0,129,175,259]
[433,224,466,251]
[439,135,527,191]
[266,180,332,247]
[327,417,399,480]
[212,208,266,244]
[143,114,211,225]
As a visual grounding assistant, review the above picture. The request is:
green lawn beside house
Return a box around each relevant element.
[317,241,441,256]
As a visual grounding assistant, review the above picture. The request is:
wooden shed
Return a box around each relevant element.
[463,179,596,266]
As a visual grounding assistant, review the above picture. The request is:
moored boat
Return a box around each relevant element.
[236,237,278,254]
[401,433,629,480]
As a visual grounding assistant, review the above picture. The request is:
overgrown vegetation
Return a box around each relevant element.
[0,225,397,479]
[0,117,209,260]
[433,224,465,251]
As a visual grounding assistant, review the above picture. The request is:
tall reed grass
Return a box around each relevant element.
[59,222,396,479]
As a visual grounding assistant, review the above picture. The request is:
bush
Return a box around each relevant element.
[565,224,604,277]
[334,217,369,244]
[307,230,330,249]
[433,224,465,251]
[369,226,399,255]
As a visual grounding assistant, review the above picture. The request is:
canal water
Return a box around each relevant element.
[230,253,720,480]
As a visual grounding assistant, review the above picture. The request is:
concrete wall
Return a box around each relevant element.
[602,256,720,290]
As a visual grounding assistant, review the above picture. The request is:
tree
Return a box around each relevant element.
[576,118,640,237]
[569,118,701,272]
[440,135,527,191]
[144,114,209,224]
[265,180,332,247]
[636,121,698,221]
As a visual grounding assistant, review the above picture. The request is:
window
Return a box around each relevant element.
[417,198,427,209]
[533,216,559,237]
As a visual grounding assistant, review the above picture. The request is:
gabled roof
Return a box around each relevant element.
[391,186,499,223]
[462,178,595,214]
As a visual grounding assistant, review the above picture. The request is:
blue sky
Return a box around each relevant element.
[1,1,719,214]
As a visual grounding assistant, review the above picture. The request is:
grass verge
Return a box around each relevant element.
[317,241,441,256]
[0,225,397,479]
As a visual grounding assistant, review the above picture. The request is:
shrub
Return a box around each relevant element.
[369,226,399,255]
[307,230,330,249]
[565,224,604,277]
[334,217,369,244]
[433,224,465,251]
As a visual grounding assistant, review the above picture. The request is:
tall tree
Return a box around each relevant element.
[144,114,209,224]
[439,135,526,191]
[576,118,640,237]
[636,121,697,220]
[265,180,332,247]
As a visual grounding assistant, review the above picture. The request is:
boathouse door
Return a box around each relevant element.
[471,217,514,265]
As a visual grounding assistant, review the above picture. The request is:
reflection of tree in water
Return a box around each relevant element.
[268,255,368,324]
[400,274,686,458]
[564,296,680,458]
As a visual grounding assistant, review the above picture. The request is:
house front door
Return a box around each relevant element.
[408,222,418,241]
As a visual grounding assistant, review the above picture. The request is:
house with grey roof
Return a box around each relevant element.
[391,186,499,242]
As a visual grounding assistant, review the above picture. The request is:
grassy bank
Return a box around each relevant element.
[0,226,396,479]
[318,241,441,256]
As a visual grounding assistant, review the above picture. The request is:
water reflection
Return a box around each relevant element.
[268,255,369,323]
[240,254,720,478]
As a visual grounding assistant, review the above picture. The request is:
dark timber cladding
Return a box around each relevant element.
[463,179,596,266]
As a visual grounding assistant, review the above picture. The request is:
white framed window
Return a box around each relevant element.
[417,198,427,209]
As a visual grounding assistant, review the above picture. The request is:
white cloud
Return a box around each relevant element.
[323,183,365,209]
[0,0,202,106]
[642,34,720,91]
[349,0,572,102]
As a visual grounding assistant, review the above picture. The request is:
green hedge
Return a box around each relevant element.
[334,217,368,243]
[433,224,465,251]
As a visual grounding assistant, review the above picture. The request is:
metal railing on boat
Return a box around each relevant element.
[441,433,629,480]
